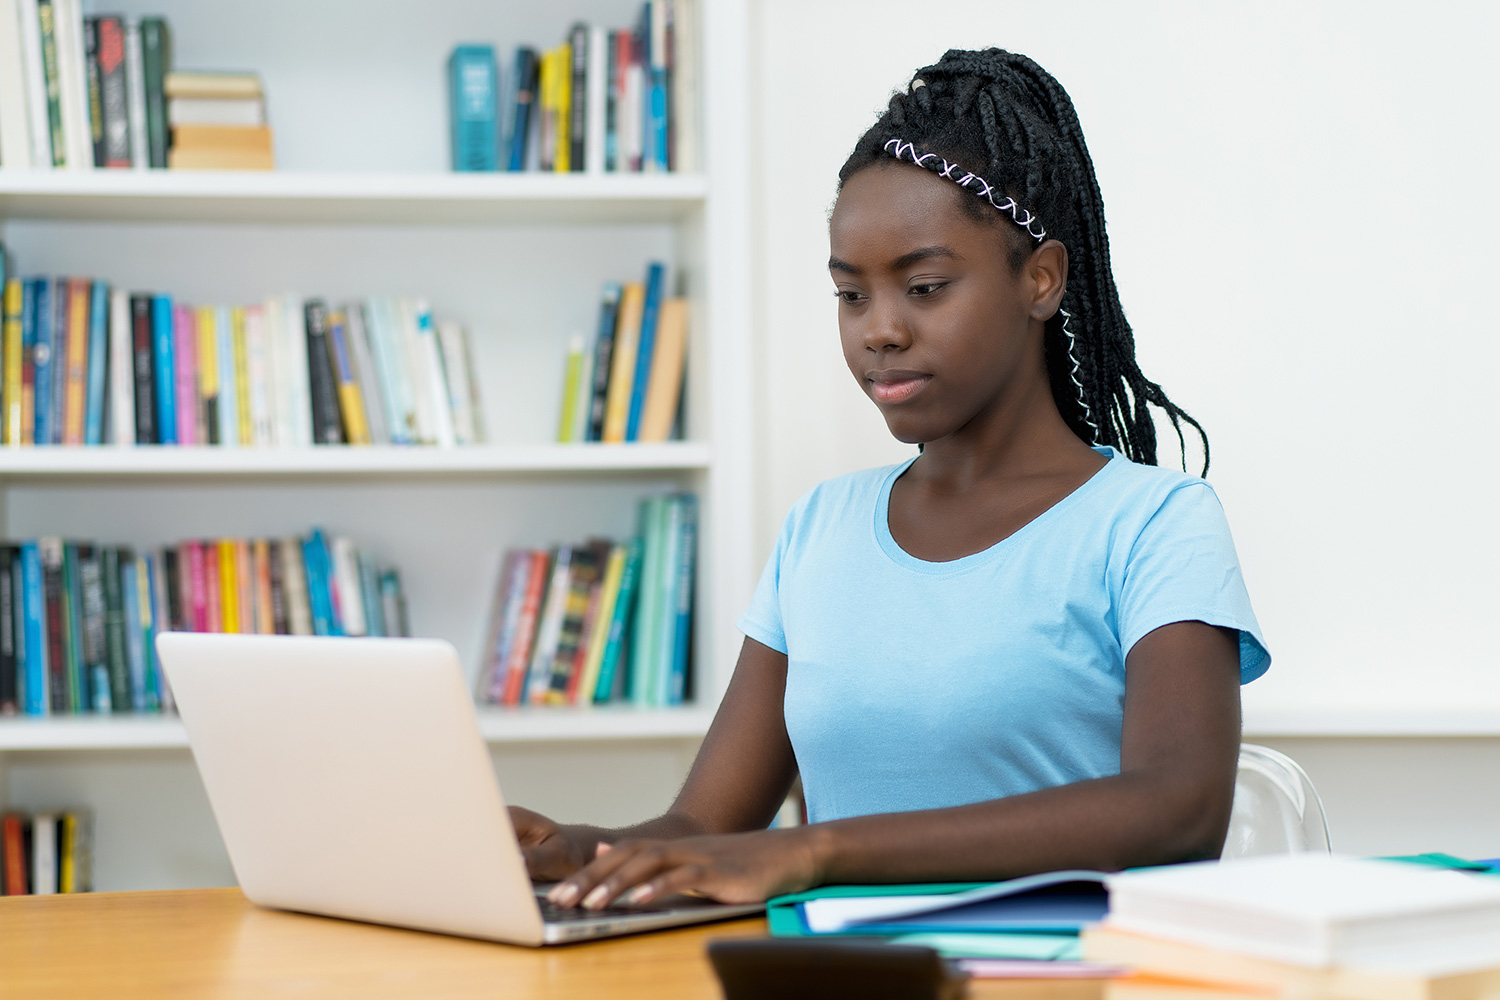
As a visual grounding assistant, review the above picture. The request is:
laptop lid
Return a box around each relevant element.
[157,632,548,945]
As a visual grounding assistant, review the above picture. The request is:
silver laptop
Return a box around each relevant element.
[156,632,762,945]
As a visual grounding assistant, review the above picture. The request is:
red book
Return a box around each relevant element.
[202,541,222,633]
[501,550,551,707]
[1,813,28,894]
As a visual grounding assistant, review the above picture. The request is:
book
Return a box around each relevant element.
[524,546,574,704]
[61,276,87,443]
[166,96,264,127]
[627,496,666,704]
[303,300,343,444]
[345,304,388,445]
[0,0,36,170]
[325,310,370,445]
[638,296,688,442]
[435,319,479,445]
[83,15,101,166]
[50,0,88,170]
[448,44,498,172]
[100,546,129,711]
[47,277,66,441]
[592,535,642,703]
[505,46,539,171]
[584,283,622,441]
[563,540,612,704]
[82,280,107,445]
[2,278,21,444]
[585,23,608,174]
[134,552,159,711]
[167,141,273,171]
[215,305,236,445]
[172,303,197,444]
[670,0,699,172]
[30,811,54,893]
[20,541,47,715]
[412,301,454,447]
[231,307,250,445]
[626,261,667,441]
[1104,854,1500,969]
[138,16,168,168]
[573,542,626,703]
[122,18,146,168]
[95,15,128,167]
[59,540,82,712]
[19,279,38,445]
[16,0,50,168]
[378,569,407,638]
[1,812,27,894]
[329,536,365,636]
[501,549,551,706]
[556,333,586,443]
[77,543,107,711]
[195,305,218,443]
[108,288,133,445]
[601,281,644,442]
[666,493,696,703]
[278,537,312,636]
[36,0,63,167]
[1084,924,1500,1000]
[128,292,153,442]
[0,545,17,714]
[568,23,588,172]
[164,71,262,99]
[151,293,175,444]
[542,542,605,704]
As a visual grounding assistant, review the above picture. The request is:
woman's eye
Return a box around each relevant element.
[834,290,866,304]
[909,282,946,297]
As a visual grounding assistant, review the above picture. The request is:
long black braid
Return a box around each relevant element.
[839,48,1209,475]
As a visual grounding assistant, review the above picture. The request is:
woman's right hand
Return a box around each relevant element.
[508,805,594,882]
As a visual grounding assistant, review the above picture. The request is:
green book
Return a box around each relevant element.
[652,495,684,706]
[100,547,131,713]
[592,536,642,704]
[139,17,169,169]
[61,542,84,713]
[556,334,585,442]
[37,0,64,167]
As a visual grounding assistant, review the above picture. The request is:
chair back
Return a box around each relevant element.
[1221,743,1332,860]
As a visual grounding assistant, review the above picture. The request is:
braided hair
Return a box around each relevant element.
[839,48,1209,475]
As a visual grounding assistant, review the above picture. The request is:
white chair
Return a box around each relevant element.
[1221,744,1332,859]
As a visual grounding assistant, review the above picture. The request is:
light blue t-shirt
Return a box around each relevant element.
[736,447,1269,825]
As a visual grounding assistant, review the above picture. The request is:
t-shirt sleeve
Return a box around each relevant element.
[1117,482,1270,683]
[736,510,791,654]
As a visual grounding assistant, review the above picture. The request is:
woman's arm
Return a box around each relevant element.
[549,619,1241,907]
[514,636,798,881]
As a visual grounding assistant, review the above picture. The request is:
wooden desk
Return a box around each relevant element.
[0,889,1103,999]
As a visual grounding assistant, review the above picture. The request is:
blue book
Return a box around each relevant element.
[506,46,539,172]
[667,494,696,705]
[31,279,53,447]
[48,279,67,444]
[141,552,160,711]
[448,45,499,172]
[20,541,48,716]
[152,295,176,444]
[625,262,666,441]
[83,281,108,445]
[120,551,146,712]
[301,531,340,637]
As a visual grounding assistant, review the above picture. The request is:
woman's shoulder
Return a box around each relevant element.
[778,457,915,532]
[1094,446,1218,506]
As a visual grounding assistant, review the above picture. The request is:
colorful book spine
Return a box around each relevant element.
[556,334,586,443]
[138,16,167,168]
[36,0,63,167]
[325,310,371,445]
[501,550,550,706]
[628,496,667,705]
[585,283,621,442]
[448,44,498,172]
[20,542,46,715]
[593,536,642,704]
[2,279,21,445]
[128,293,153,443]
[303,300,343,444]
[215,304,237,447]
[572,542,626,704]
[601,281,644,442]
[506,46,539,172]
[30,280,53,445]
[625,262,666,441]
[19,279,38,445]
[61,277,88,444]
[196,306,218,444]
[172,304,197,445]
[0,545,17,714]
[568,23,588,172]
[151,294,175,444]
[119,550,144,711]
[232,307,251,446]
[96,15,128,167]
[638,296,688,442]
[82,281,107,445]
[108,289,133,445]
[667,494,696,704]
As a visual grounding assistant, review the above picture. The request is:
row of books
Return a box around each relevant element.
[0,530,408,717]
[476,493,696,708]
[448,0,698,174]
[0,269,487,448]
[557,261,688,444]
[1,809,91,896]
[0,6,265,171]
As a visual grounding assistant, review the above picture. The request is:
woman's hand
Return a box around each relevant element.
[546,827,822,910]
[509,806,595,882]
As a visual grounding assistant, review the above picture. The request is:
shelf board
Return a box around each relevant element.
[0,170,709,226]
[1243,704,1500,738]
[0,706,714,751]
[0,442,712,481]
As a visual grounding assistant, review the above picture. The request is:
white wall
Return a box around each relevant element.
[750,1,1500,854]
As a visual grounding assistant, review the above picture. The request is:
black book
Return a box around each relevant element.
[100,546,130,713]
[129,294,155,443]
[96,17,130,167]
[268,542,288,635]
[568,22,588,172]
[140,17,170,169]
[506,46,539,171]
[162,546,184,633]
[585,284,621,441]
[84,17,105,167]
[0,545,17,715]
[303,300,344,444]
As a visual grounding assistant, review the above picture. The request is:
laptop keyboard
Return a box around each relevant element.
[536,894,650,922]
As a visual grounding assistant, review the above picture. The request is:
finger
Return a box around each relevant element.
[618,861,713,907]
[579,845,693,910]
[547,840,645,907]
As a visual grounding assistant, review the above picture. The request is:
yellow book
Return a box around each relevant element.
[601,282,645,443]
[219,540,239,633]
[63,279,89,445]
[574,544,626,704]
[327,310,371,445]
[232,307,251,446]
[556,334,585,443]
[555,43,571,173]
[58,812,77,893]
[639,297,689,442]
[196,306,218,441]
[252,539,274,634]
[2,279,22,446]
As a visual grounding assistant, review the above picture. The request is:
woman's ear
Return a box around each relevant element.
[1028,239,1069,321]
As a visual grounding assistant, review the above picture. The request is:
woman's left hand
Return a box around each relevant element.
[545,827,822,910]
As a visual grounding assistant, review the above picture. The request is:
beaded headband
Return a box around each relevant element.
[880,137,1100,441]
[882,138,1047,241]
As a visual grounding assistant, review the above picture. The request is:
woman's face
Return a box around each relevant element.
[828,161,1052,447]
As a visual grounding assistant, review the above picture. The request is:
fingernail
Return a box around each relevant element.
[596,842,613,856]
[621,886,654,906]
[550,884,579,907]
[582,886,611,910]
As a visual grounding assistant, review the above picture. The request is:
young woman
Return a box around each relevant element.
[513,47,1268,911]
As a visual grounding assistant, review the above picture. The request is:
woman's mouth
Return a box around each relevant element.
[868,372,932,405]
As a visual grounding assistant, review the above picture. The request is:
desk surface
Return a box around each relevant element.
[0,888,1103,999]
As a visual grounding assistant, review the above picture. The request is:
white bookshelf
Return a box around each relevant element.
[0,0,754,891]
